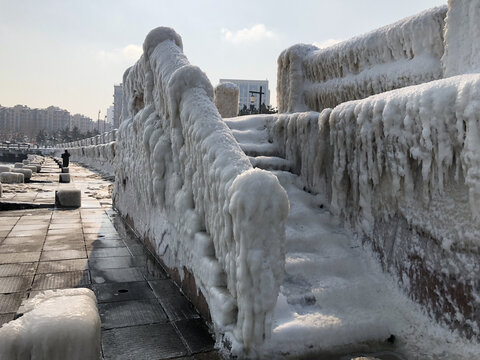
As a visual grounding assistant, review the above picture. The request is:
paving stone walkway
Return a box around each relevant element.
[0,158,221,360]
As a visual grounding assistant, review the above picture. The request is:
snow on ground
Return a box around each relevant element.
[0,288,101,360]
[226,113,480,359]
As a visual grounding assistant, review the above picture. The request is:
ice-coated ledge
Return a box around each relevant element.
[277,6,447,113]
[0,288,101,360]
[114,26,289,357]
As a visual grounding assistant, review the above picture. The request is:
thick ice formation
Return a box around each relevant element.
[442,0,480,77]
[214,82,240,118]
[277,6,447,113]
[114,27,288,355]
[0,288,101,360]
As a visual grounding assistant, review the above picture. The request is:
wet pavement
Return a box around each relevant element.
[0,158,221,360]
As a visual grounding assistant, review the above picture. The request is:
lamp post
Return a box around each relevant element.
[249,86,264,114]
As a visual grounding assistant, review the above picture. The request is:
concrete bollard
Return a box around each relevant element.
[61,167,69,173]
[0,172,24,184]
[12,168,32,181]
[59,173,70,183]
[55,189,81,207]
[22,160,30,165]
[14,163,23,168]
[0,166,11,173]
[214,82,240,118]
[23,165,38,173]
[31,164,41,172]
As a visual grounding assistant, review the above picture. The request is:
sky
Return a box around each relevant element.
[0,0,446,122]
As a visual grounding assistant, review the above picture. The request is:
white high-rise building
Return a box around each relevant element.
[219,79,270,112]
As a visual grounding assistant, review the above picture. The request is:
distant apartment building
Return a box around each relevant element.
[219,79,270,111]
[0,104,94,142]
[113,84,123,129]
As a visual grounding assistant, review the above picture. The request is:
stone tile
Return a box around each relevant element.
[0,230,10,237]
[45,234,84,242]
[92,281,156,303]
[88,247,130,258]
[0,252,41,264]
[160,295,200,322]
[85,239,125,249]
[0,313,15,326]
[84,233,121,241]
[11,224,48,231]
[8,229,47,237]
[0,276,33,293]
[0,262,37,277]
[3,236,45,245]
[0,225,14,232]
[0,243,43,253]
[32,271,90,290]
[42,242,85,251]
[47,229,81,236]
[149,280,183,299]
[174,318,215,354]
[88,256,144,271]
[102,323,187,360]
[0,293,25,313]
[48,223,83,230]
[40,249,87,261]
[98,299,167,329]
[0,217,20,223]
[37,259,88,274]
[90,268,145,284]
[50,218,81,224]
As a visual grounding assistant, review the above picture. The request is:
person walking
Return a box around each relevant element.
[61,149,70,168]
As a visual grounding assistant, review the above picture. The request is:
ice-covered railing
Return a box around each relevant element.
[56,130,117,176]
[277,6,447,113]
[114,27,288,355]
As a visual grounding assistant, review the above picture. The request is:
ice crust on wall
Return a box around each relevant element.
[214,82,240,118]
[277,6,447,113]
[0,288,101,360]
[260,75,480,339]
[442,0,480,77]
[59,131,117,177]
[113,27,289,355]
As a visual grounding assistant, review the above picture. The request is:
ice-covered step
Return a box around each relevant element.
[264,170,458,357]
[248,156,293,171]
[239,142,279,157]
[230,128,269,144]
[224,114,275,131]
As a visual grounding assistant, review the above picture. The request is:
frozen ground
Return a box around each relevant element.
[226,114,480,359]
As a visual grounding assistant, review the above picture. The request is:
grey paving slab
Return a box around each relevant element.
[102,323,188,360]
[47,229,81,236]
[0,262,37,277]
[149,280,184,299]
[0,252,41,264]
[0,225,14,232]
[0,217,20,223]
[0,231,11,237]
[8,229,47,237]
[37,259,89,274]
[0,313,15,326]
[50,218,81,224]
[0,293,25,313]
[86,239,125,249]
[45,234,84,242]
[84,233,122,241]
[40,249,87,261]
[92,281,156,303]
[32,270,90,290]
[42,242,85,251]
[174,319,215,354]
[11,224,48,231]
[88,247,130,258]
[0,244,43,253]
[88,256,145,271]
[160,295,200,322]
[90,267,145,284]
[48,223,83,230]
[0,276,33,293]
[3,236,45,245]
[98,299,168,329]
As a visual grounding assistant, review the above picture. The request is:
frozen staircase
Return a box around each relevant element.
[224,115,444,358]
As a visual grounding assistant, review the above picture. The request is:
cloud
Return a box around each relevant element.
[97,44,143,64]
[313,39,343,49]
[221,24,275,44]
